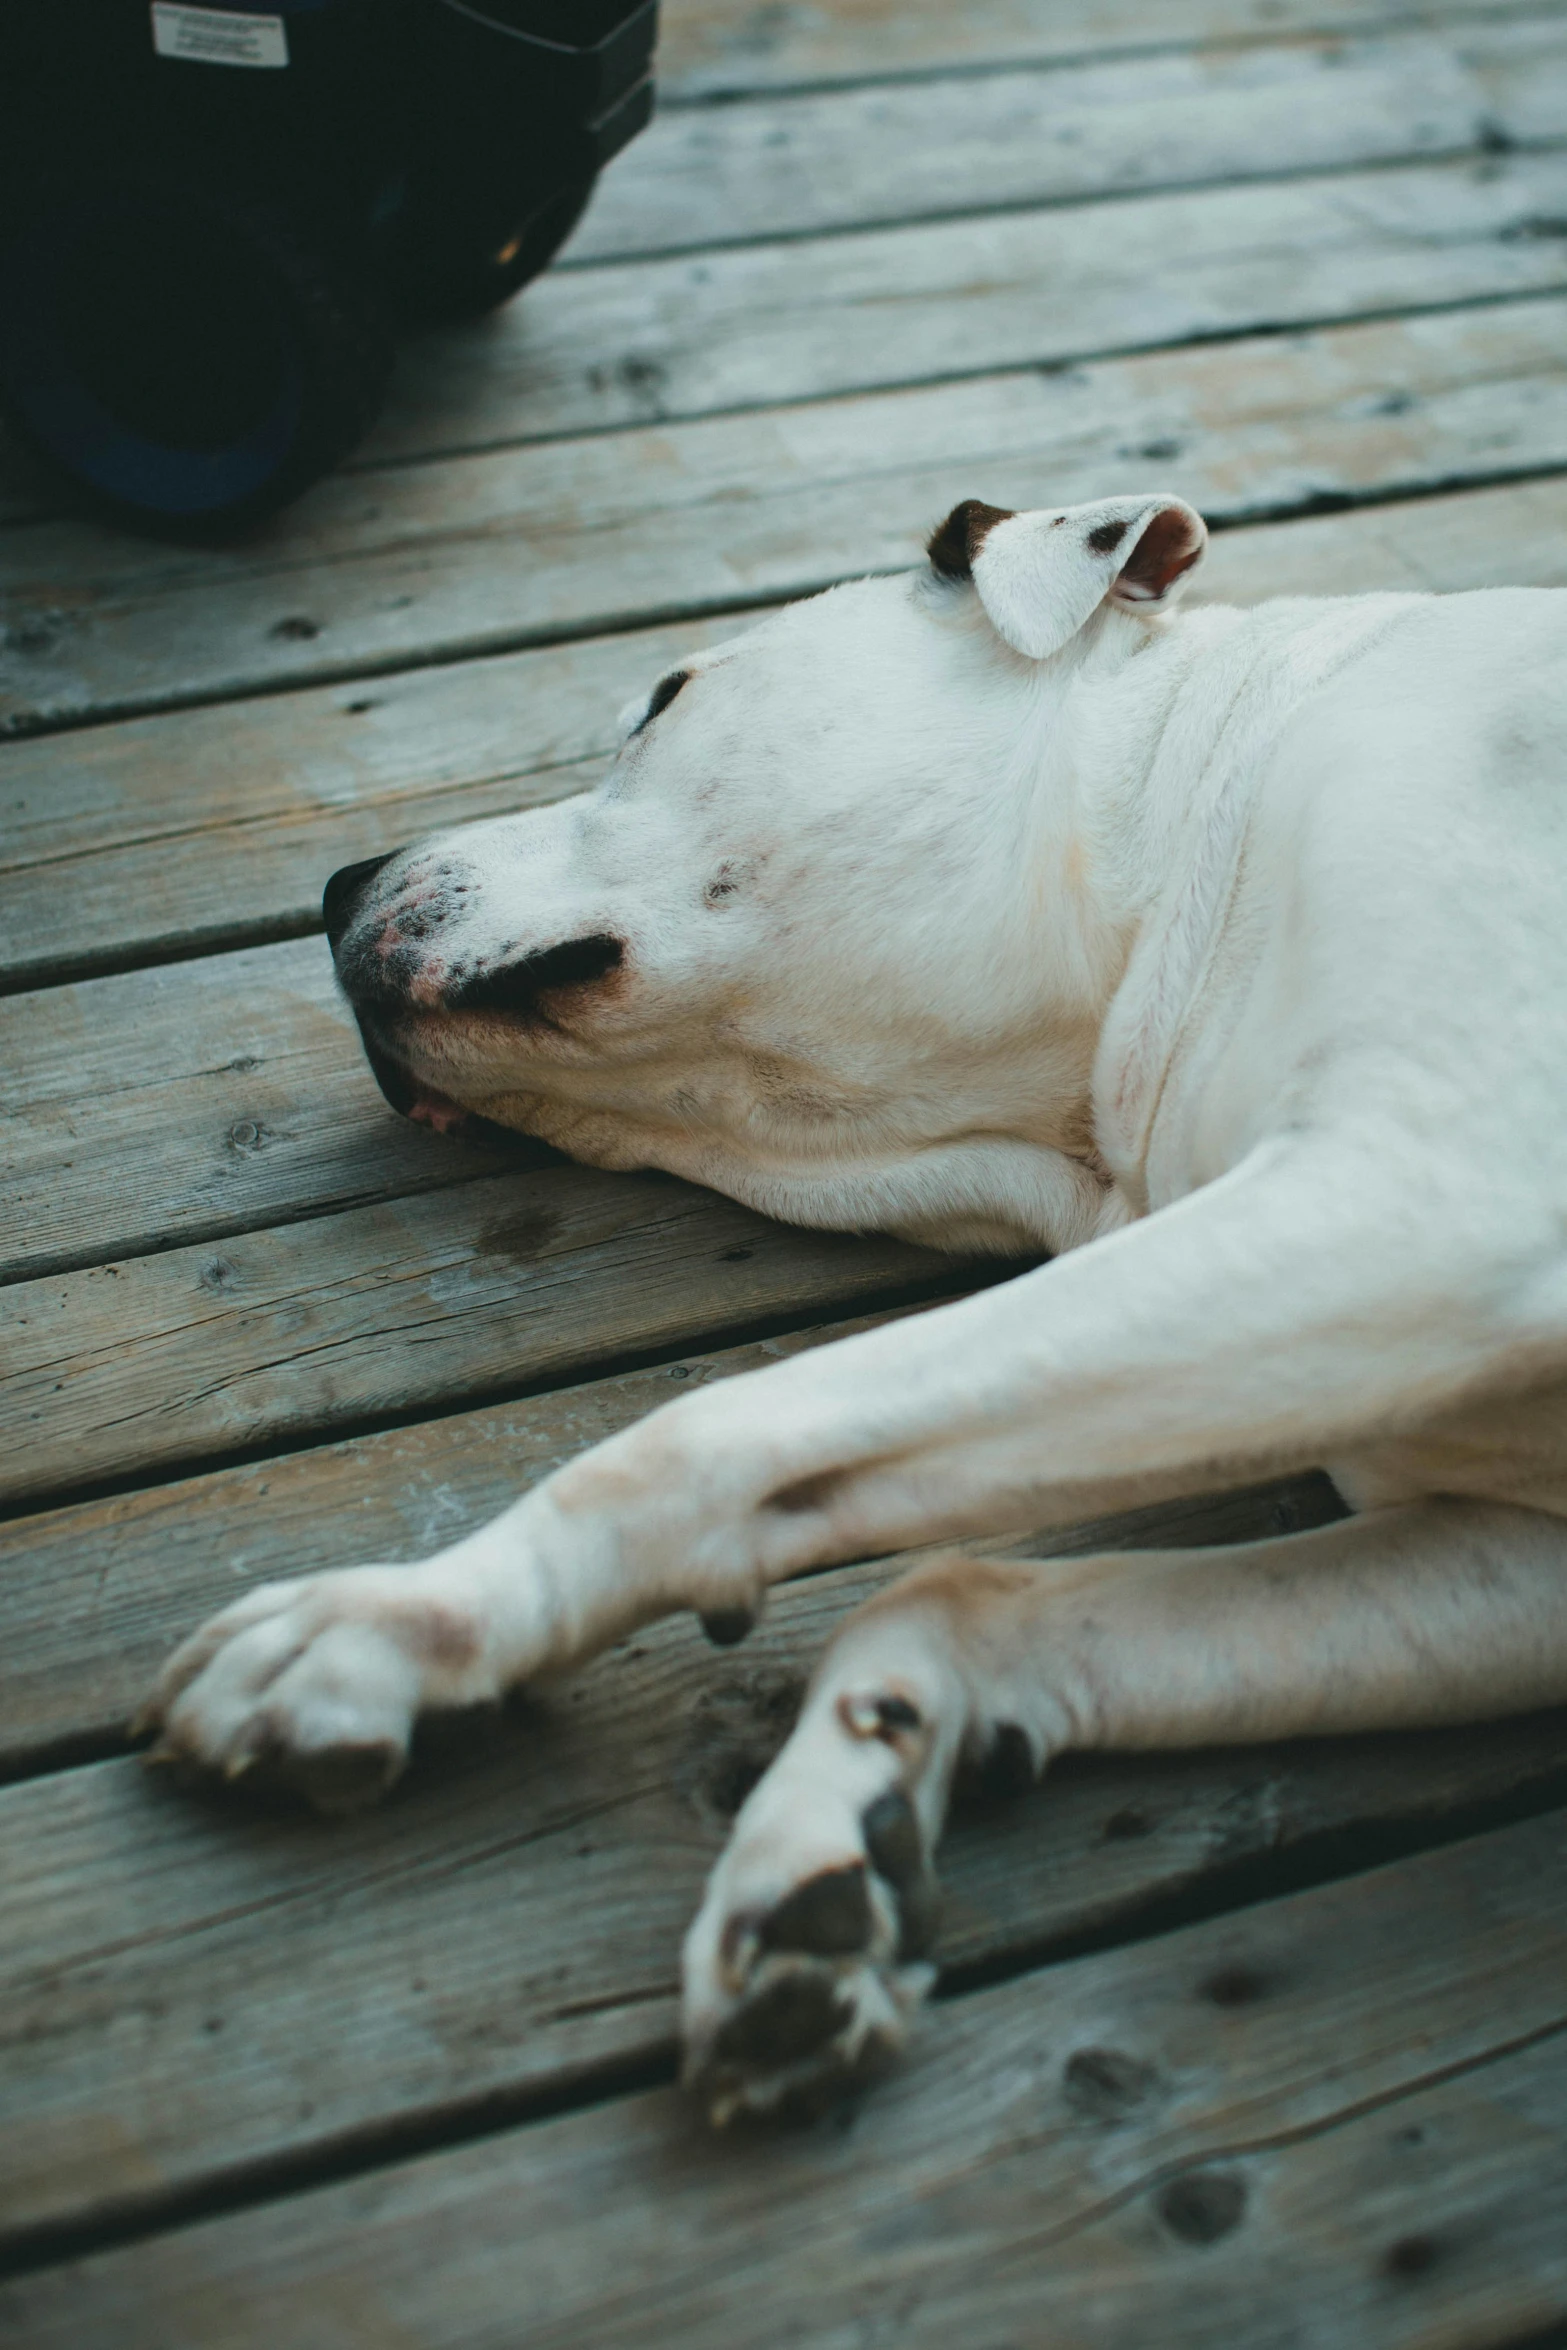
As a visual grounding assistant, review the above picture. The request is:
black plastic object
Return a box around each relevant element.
[0,0,657,538]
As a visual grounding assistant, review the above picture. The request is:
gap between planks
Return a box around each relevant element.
[0,1294,1563,2273]
[0,1159,996,1512]
[653,0,1563,101]
[7,295,1567,737]
[374,145,1567,470]
[564,15,1567,266]
[2,0,1563,532]
[2,1806,1564,2336]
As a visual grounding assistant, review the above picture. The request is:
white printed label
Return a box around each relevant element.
[151,4,290,68]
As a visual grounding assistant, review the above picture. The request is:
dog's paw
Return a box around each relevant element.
[681,1781,942,2124]
[134,1567,490,1815]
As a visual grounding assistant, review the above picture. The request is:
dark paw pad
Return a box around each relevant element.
[714,1967,845,2069]
[761,1863,873,1956]
[276,1739,404,1816]
[700,1607,757,1648]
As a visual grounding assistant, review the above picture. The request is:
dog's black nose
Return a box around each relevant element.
[323,854,396,952]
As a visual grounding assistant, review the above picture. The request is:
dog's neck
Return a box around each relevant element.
[1063,593,1426,1208]
[976,600,1257,1190]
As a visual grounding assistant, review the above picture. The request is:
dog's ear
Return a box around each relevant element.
[928,494,1207,660]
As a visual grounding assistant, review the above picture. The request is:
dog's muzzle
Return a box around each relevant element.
[323,852,432,1120]
[323,853,397,954]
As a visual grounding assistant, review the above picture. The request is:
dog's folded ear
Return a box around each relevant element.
[928,494,1207,660]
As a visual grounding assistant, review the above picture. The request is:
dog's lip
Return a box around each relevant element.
[405,1084,469,1135]
[352,1013,471,1135]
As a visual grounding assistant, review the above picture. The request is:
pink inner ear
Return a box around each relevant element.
[1114,506,1206,604]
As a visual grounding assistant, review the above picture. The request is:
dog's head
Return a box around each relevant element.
[328,493,1205,1249]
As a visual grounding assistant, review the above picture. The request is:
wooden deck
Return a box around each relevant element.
[3,0,1567,2338]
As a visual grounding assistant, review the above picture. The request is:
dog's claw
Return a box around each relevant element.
[700,1606,758,1648]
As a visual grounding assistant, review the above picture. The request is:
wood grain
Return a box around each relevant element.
[377,149,1567,465]
[3,1800,1562,2330]
[0,935,549,1284]
[6,296,1567,734]
[3,4,1557,535]
[0,616,736,989]
[655,0,1551,98]
[4,474,1567,988]
[570,17,1567,262]
[0,1166,971,1509]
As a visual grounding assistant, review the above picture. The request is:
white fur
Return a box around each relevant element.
[145,494,1567,2116]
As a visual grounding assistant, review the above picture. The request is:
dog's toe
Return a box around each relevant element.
[688,1943,933,2126]
[135,1568,480,1813]
[683,1795,941,2124]
[270,1733,409,1815]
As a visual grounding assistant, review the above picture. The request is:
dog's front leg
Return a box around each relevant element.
[683,1496,1567,2119]
[143,1130,1538,1805]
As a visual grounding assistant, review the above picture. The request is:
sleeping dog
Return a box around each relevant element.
[143,493,1567,2121]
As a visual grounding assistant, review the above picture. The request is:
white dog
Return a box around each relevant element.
[143,493,1567,2121]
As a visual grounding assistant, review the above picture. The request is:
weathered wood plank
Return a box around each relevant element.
[5,474,1567,988]
[1190,469,1567,598]
[4,31,1562,511]
[3,1801,1563,2328]
[6,296,1567,735]
[0,1292,1349,1770]
[655,0,1551,99]
[0,1314,867,1763]
[4,12,1559,536]
[901,2039,1567,2350]
[1,4,1552,532]
[0,615,735,991]
[0,625,658,881]
[377,150,1567,465]
[0,938,529,1285]
[570,18,1567,263]
[0,1166,971,1510]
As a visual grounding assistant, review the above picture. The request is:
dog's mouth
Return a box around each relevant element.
[353,1016,471,1136]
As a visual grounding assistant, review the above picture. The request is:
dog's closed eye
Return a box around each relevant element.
[631,669,691,737]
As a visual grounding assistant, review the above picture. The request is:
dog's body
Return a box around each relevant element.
[146,494,1567,2120]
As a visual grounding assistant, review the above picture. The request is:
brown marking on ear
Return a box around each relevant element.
[928,498,1016,581]
[1116,505,1205,603]
[1087,518,1129,555]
